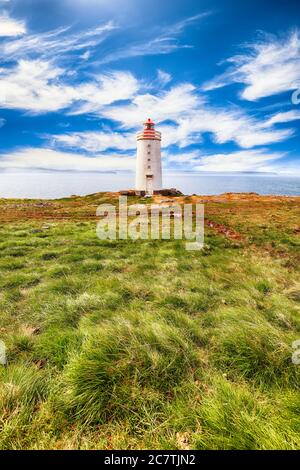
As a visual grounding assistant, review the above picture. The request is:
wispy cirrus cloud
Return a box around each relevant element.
[97,12,212,65]
[156,69,172,87]
[0,20,116,61]
[0,12,26,37]
[0,10,212,67]
[262,110,300,127]
[203,30,300,101]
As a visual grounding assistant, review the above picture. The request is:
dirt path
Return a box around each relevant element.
[205,219,244,241]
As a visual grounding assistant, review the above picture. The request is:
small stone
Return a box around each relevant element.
[176,432,190,450]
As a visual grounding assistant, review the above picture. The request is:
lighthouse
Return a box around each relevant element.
[135,118,162,195]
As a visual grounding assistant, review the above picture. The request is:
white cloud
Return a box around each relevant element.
[0,12,207,64]
[0,25,298,154]
[102,83,202,127]
[0,60,74,112]
[80,50,91,60]
[156,69,172,87]
[193,149,285,172]
[0,147,135,171]
[0,21,116,60]
[71,71,139,115]
[262,110,300,127]
[0,13,26,37]
[276,161,300,175]
[164,150,201,164]
[102,84,294,149]
[53,130,135,152]
[173,110,293,149]
[163,148,290,174]
[0,13,298,176]
[97,12,212,65]
[0,146,287,175]
[52,100,294,153]
[203,30,300,101]
[0,60,139,113]
[0,60,290,150]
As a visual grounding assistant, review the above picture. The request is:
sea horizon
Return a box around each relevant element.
[0,170,299,199]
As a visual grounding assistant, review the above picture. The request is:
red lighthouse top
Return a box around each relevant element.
[137,118,161,141]
[144,118,155,130]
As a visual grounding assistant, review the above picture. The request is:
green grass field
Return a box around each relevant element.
[0,193,299,450]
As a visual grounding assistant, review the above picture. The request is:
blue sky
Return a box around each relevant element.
[0,0,300,174]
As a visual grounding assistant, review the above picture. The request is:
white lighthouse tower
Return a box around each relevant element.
[135,118,162,195]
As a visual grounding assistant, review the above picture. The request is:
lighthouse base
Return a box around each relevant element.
[120,189,183,197]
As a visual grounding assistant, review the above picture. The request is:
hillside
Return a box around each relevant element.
[0,192,299,450]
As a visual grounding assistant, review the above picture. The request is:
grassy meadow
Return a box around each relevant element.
[0,192,299,450]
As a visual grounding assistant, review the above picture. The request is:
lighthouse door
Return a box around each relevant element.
[146,175,153,196]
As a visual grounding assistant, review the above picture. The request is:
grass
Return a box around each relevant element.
[0,192,299,449]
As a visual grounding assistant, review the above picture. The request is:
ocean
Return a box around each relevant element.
[0,171,299,199]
